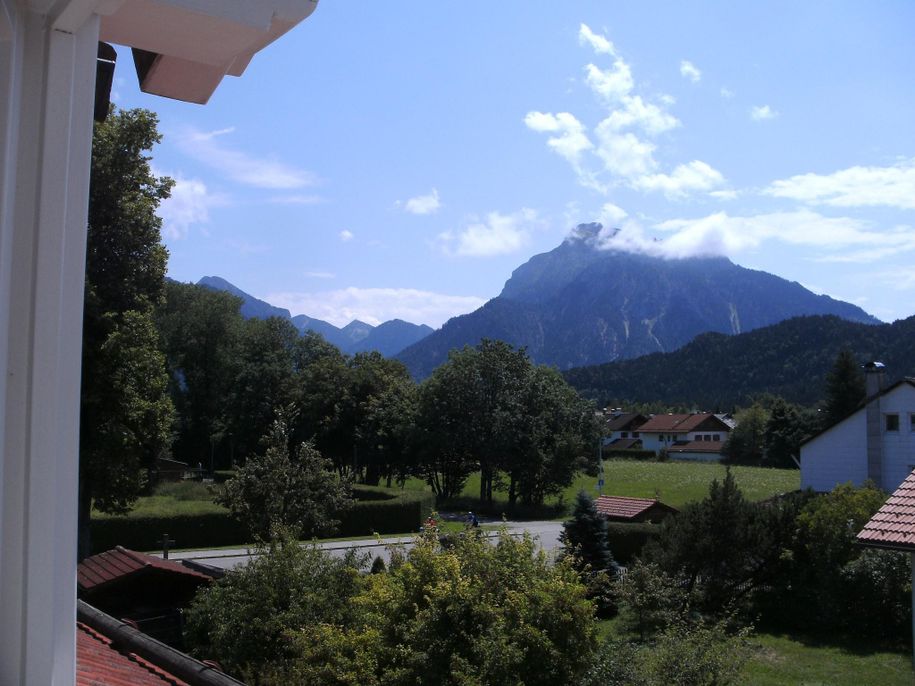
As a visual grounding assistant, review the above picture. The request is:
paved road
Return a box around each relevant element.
[161,519,564,571]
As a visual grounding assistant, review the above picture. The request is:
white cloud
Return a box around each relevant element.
[720,87,735,99]
[403,188,442,215]
[339,229,354,242]
[303,271,335,279]
[523,111,593,166]
[750,105,779,121]
[578,24,616,56]
[680,60,701,83]
[442,208,544,257]
[599,202,628,225]
[639,210,915,259]
[709,189,739,200]
[177,126,317,189]
[527,29,722,200]
[265,287,487,329]
[156,175,226,240]
[633,161,726,198]
[765,159,915,210]
[599,95,680,136]
[584,60,634,102]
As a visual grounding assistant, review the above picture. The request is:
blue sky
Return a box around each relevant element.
[114,1,915,328]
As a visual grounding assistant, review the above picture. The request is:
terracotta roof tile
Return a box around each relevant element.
[605,413,647,432]
[77,622,191,686]
[857,469,915,551]
[78,546,211,593]
[637,413,727,433]
[595,496,676,519]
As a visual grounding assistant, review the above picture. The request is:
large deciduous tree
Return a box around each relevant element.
[79,107,174,559]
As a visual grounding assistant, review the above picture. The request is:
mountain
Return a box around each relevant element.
[197,277,432,357]
[350,319,434,357]
[396,224,879,379]
[563,314,915,410]
[198,276,291,320]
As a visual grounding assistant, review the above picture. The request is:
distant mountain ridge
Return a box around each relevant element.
[196,276,432,357]
[563,314,915,409]
[396,224,879,379]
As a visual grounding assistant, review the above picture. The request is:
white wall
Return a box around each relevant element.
[801,383,915,493]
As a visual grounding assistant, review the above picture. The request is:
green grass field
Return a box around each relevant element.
[405,459,800,516]
[598,618,912,685]
[741,633,911,685]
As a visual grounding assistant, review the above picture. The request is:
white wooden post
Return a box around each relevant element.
[0,3,100,683]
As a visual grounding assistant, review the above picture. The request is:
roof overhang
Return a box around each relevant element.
[96,0,318,103]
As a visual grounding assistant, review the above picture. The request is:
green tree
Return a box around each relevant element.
[227,316,300,462]
[276,529,598,686]
[644,471,797,616]
[823,349,865,426]
[561,491,617,573]
[762,397,816,468]
[217,408,352,540]
[79,107,174,559]
[613,559,688,641]
[184,529,365,683]
[156,281,243,470]
[722,404,769,464]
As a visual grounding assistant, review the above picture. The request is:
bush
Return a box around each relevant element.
[90,486,435,553]
[605,522,661,564]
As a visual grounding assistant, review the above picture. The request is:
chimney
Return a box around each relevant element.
[864,361,886,398]
[864,361,886,488]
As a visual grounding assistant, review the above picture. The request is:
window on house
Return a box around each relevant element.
[910,414,915,431]
[886,414,900,432]
[621,431,628,438]
[633,432,639,438]
[713,434,721,441]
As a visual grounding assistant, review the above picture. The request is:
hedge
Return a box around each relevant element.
[605,521,662,564]
[90,486,435,554]
[601,449,658,461]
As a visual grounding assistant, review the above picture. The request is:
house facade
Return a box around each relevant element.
[601,411,648,449]
[636,413,731,459]
[801,365,915,494]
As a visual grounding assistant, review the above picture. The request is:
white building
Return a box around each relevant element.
[636,412,731,460]
[801,363,915,494]
[0,2,317,683]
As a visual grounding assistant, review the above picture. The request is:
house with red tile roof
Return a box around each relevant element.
[595,496,678,523]
[802,363,915,493]
[856,468,915,667]
[78,547,215,648]
[77,600,242,686]
[636,412,731,460]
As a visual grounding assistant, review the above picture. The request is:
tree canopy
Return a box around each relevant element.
[79,107,174,558]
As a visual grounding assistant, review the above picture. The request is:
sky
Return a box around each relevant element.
[113,1,915,328]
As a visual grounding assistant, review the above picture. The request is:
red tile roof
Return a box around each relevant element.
[606,437,642,450]
[857,469,915,551]
[78,547,211,593]
[595,496,676,519]
[668,440,725,454]
[637,412,728,433]
[77,621,191,686]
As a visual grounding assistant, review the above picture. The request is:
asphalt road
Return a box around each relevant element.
[161,519,564,571]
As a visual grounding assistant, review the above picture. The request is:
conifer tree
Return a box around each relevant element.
[823,349,865,426]
[561,491,617,574]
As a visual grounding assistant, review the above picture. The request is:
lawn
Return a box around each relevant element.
[92,480,226,519]
[740,633,911,685]
[598,618,912,685]
[404,459,800,516]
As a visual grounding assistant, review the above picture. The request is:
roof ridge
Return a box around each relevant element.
[77,601,245,686]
